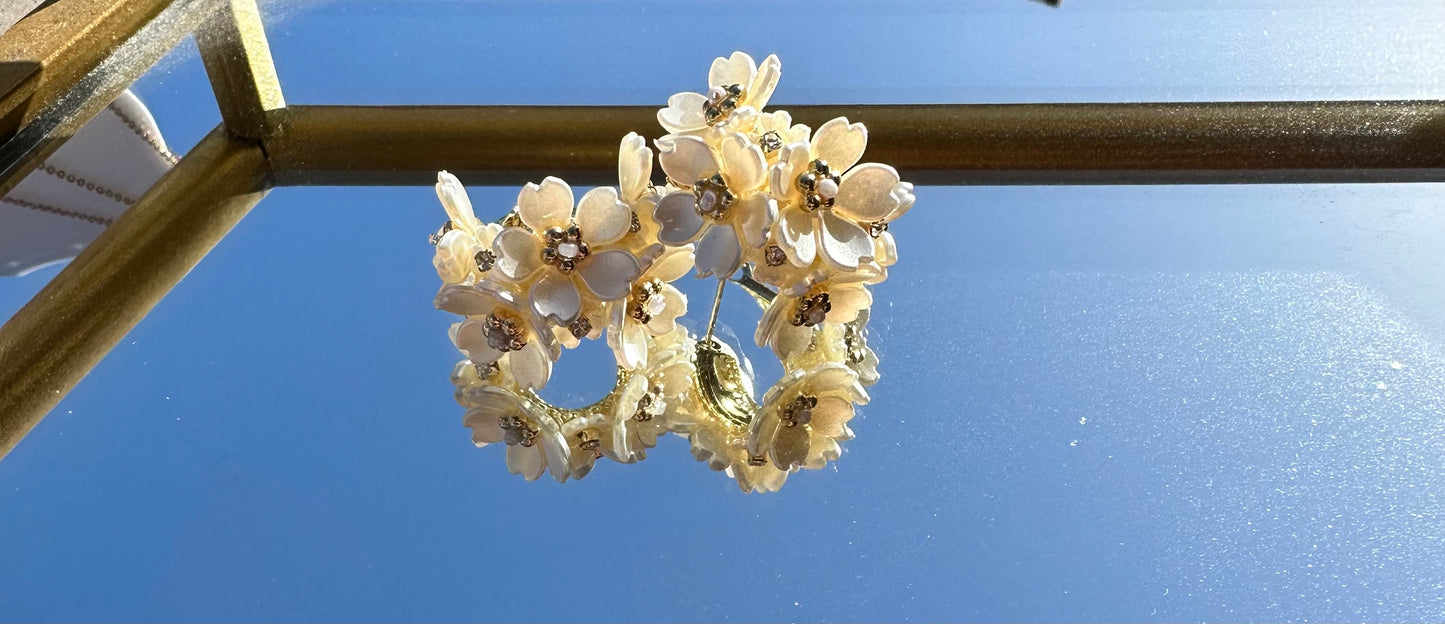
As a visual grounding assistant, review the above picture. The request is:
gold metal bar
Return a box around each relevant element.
[196,0,284,140]
[0,0,218,195]
[265,102,1445,186]
[0,128,269,460]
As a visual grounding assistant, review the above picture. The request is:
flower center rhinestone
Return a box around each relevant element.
[629,279,665,325]
[577,428,603,459]
[500,415,538,447]
[759,131,783,154]
[781,394,818,427]
[429,220,454,245]
[796,159,841,211]
[790,291,832,327]
[703,83,745,126]
[474,249,496,272]
[765,245,787,266]
[473,360,500,379]
[540,224,589,273]
[484,312,528,352]
[568,316,592,339]
[692,174,735,220]
[633,385,665,422]
[629,210,642,233]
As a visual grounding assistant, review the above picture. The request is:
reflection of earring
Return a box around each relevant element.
[432,52,914,492]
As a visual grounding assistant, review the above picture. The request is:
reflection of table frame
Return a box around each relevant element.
[1,0,1443,460]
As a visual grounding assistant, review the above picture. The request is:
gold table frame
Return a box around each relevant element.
[0,0,1442,460]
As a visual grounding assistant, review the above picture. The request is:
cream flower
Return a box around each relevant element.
[432,171,504,285]
[437,282,559,391]
[492,177,643,335]
[657,51,782,135]
[459,381,573,482]
[610,327,696,461]
[749,362,869,472]
[653,131,775,278]
[612,132,666,259]
[607,245,693,370]
[767,117,916,275]
[754,270,874,360]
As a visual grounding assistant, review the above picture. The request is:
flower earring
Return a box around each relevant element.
[431,52,914,492]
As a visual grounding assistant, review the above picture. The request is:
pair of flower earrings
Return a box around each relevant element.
[431,52,914,492]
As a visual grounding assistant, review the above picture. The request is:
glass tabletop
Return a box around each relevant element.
[1,1,1444,622]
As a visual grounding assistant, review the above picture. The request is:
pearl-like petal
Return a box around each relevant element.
[709,51,757,90]
[817,210,875,271]
[778,209,816,266]
[578,249,640,301]
[694,224,742,278]
[509,341,552,391]
[453,317,503,366]
[656,135,718,185]
[491,227,543,282]
[618,132,653,202]
[507,444,545,481]
[575,186,630,245]
[749,54,782,110]
[517,176,573,232]
[736,193,775,249]
[530,271,581,323]
[826,285,872,325]
[811,117,868,173]
[435,284,498,317]
[654,191,705,245]
[648,245,695,282]
[834,163,903,222]
[720,132,767,191]
[657,92,708,134]
[463,407,506,445]
[435,171,476,225]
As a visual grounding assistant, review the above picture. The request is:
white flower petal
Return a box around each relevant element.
[507,445,545,481]
[875,230,897,267]
[736,193,775,249]
[517,176,573,232]
[825,285,872,325]
[530,271,581,323]
[694,224,742,278]
[509,341,552,391]
[492,227,542,282]
[754,293,789,349]
[770,142,811,200]
[749,54,781,110]
[810,397,854,439]
[540,429,571,483]
[576,186,630,245]
[622,319,648,370]
[817,211,875,271]
[772,322,815,361]
[435,284,499,316]
[463,407,505,445]
[453,318,503,365]
[709,51,757,89]
[657,92,708,134]
[579,249,640,301]
[647,245,695,282]
[618,132,653,202]
[645,286,686,335]
[435,171,476,225]
[656,135,718,184]
[834,163,903,222]
[812,117,868,173]
[778,209,816,266]
[655,191,705,245]
[720,132,766,191]
[433,230,474,284]
[891,181,916,220]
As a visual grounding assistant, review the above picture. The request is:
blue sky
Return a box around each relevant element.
[2,1,1445,621]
